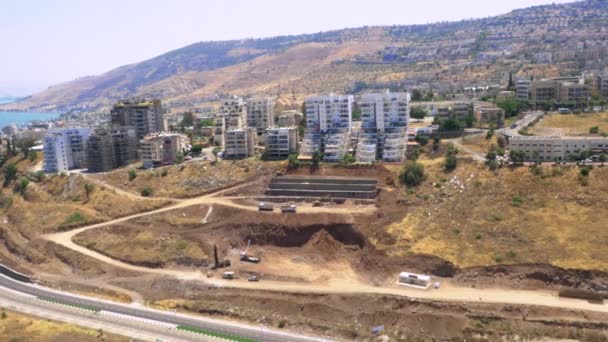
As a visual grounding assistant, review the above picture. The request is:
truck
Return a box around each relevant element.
[258,202,274,211]
[280,204,297,213]
[222,271,235,279]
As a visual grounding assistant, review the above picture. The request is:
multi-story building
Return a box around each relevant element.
[110,98,165,139]
[246,97,274,134]
[300,94,353,162]
[559,82,590,104]
[265,127,298,160]
[43,128,92,173]
[356,92,410,163]
[509,136,608,162]
[530,80,559,103]
[476,106,505,128]
[516,79,531,101]
[220,97,246,130]
[87,127,138,173]
[140,133,189,168]
[224,128,257,159]
[277,110,304,128]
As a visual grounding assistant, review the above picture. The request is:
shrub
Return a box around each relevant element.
[475,234,482,240]
[128,169,137,181]
[161,169,168,177]
[415,134,429,146]
[288,153,300,169]
[511,195,523,207]
[15,177,29,195]
[190,144,204,155]
[399,162,425,187]
[278,319,287,328]
[507,250,517,258]
[494,255,503,263]
[486,129,494,140]
[589,126,600,134]
[60,212,86,229]
[140,186,154,197]
[496,135,507,149]
[580,167,590,177]
[176,240,188,250]
[84,183,95,200]
[3,163,17,187]
[341,153,355,165]
[444,154,458,172]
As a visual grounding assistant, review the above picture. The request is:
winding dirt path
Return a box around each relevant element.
[41,181,608,315]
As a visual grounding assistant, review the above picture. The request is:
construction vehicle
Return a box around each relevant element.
[240,240,261,263]
[258,202,274,211]
[222,271,235,279]
[212,244,231,269]
[281,204,297,213]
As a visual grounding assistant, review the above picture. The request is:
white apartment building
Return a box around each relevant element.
[357,92,410,163]
[265,127,298,160]
[43,128,92,173]
[246,97,274,134]
[509,136,608,162]
[140,133,189,168]
[224,128,257,159]
[220,97,247,130]
[300,94,353,162]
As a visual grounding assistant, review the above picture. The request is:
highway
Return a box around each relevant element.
[0,270,332,342]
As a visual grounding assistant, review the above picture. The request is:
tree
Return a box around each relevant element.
[507,71,515,91]
[440,118,462,131]
[15,177,29,195]
[28,150,37,162]
[180,112,194,127]
[200,118,215,127]
[415,134,429,146]
[351,102,361,121]
[599,154,607,165]
[444,153,458,172]
[411,89,423,102]
[84,183,95,201]
[496,98,520,117]
[212,147,222,161]
[128,169,137,181]
[509,150,526,166]
[311,151,323,170]
[3,163,17,187]
[590,126,600,134]
[496,135,507,149]
[341,153,355,165]
[400,162,425,187]
[288,153,300,169]
[486,128,494,140]
[190,144,204,155]
[175,152,184,164]
[410,106,427,119]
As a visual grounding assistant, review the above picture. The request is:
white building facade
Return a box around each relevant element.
[357,92,410,163]
[246,97,274,134]
[43,128,92,173]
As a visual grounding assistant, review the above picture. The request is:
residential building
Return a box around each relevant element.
[43,128,92,173]
[87,127,138,173]
[140,133,189,168]
[530,80,558,103]
[509,135,608,162]
[224,128,257,159]
[246,97,274,134]
[110,98,165,139]
[220,97,246,130]
[516,79,531,101]
[356,92,410,163]
[300,94,353,162]
[265,127,298,160]
[601,71,608,98]
[277,110,304,127]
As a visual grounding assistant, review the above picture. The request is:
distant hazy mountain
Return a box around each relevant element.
[2,0,607,112]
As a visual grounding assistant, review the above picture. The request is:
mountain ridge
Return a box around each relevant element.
[2,0,607,112]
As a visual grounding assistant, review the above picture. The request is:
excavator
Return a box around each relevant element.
[240,240,260,263]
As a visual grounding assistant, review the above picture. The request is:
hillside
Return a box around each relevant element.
[2,0,608,112]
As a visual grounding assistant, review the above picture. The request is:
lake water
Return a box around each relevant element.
[0,98,61,129]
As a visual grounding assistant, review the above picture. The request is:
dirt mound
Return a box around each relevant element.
[243,223,366,249]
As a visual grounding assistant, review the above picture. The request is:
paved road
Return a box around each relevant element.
[0,273,331,342]
[499,111,544,138]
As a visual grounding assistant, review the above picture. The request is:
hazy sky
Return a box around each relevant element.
[0,0,574,93]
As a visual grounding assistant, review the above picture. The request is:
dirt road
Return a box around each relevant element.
[41,180,608,316]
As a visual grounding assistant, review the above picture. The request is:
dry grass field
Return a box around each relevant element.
[383,155,608,271]
[0,309,127,341]
[90,158,283,198]
[531,112,608,135]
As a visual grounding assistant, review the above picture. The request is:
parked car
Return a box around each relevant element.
[258,202,274,211]
[281,204,297,213]
[510,123,517,129]
[248,275,259,282]
[434,282,441,289]
[222,271,235,280]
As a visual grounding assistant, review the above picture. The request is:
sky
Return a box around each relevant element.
[0,0,574,95]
